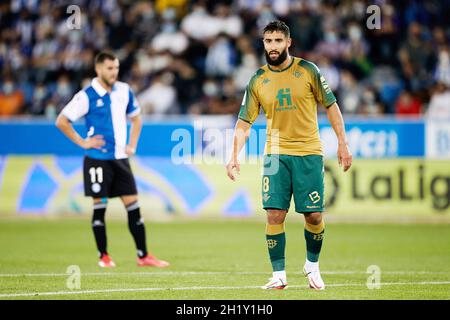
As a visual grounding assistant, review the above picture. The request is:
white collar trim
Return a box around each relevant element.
[91,78,108,96]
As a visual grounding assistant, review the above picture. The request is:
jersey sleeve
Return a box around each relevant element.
[238,79,260,124]
[61,91,89,122]
[126,87,141,118]
[309,63,337,108]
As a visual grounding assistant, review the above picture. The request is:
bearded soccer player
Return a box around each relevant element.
[226,21,352,290]
[56,51,169,268]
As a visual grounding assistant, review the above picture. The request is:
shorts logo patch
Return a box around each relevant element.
[308,191,321,204]
[263,193,271,202]
[267,239,277,249]
[91,183,101,193]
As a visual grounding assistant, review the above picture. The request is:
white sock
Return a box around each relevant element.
[305,259,319,271]
[273,270,287,280]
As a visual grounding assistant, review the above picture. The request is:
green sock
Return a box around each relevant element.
[304,221,325,263]
[266,223,286,271]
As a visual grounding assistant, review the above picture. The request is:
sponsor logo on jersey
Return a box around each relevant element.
[275,88,298,111]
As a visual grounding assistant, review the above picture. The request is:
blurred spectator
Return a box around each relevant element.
[151,8,189,55]
[338,70,363,114]
[29,82,48,115]
[434,47,450,87]
[359,87,384,117]
[205,34,236,77]
[233,36,259,91]
[138,71,178,114]
[317,56,339,92]
[395,90,422,117]
[0,78,24,117]
[203,77,240,114]
[398,22,434,91]
[50,74,74,114]
[212,3,243,39]
[181,2,218,41]
[426,82,450,119]
[172,59,202,114]
[342,22,371,79]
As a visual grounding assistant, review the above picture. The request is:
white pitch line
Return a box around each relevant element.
[1,281,450,298]
[0,271,448,277]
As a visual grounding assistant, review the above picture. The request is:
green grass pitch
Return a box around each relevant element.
[0,218,449,300]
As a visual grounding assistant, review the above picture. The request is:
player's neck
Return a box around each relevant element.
[97,77,113,93]
[269,55,292,71]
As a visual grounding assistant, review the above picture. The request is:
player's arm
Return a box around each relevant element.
[307,61,352,172]
[126,113,142,156]
[226,119,252,181]
[326,102,352,172]
[55,92,105,150]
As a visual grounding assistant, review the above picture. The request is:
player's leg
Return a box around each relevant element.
[112,159,169,267]
[261,155,292,289]
[120,194,148,258]
[292,155,326,289]
[92,197,115,267]
[83,156,115,267]
[303,211,325,289]
[262,209,288,289]
[303,211,325,265]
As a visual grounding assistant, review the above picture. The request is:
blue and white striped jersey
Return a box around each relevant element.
[62,78,141,160]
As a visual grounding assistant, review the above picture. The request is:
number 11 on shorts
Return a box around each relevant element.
[89,167,103,183]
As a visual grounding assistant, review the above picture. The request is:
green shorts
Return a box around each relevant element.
[262,154,324,213]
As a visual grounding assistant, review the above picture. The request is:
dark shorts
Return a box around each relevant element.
[83,156,137,198]
[262,154,325,213]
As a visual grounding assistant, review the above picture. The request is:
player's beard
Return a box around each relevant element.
[265,48,288,66]
[100,75,116,89]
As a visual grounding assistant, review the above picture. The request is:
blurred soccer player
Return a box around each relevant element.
[56,51,169,268]
[226,21,352,290]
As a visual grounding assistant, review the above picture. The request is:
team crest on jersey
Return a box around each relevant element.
[96,99,104,107]
[262,78,270,85]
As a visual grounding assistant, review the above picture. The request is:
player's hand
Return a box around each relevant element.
[226,158,240,181]
[83,135,105,150]
[125,145,136,156]
[337,143,352,172]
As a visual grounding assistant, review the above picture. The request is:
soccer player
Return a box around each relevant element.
[226,21,352,290]
[56,51,169,268]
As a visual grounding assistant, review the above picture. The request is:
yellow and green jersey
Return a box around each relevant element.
[238,56,336,156]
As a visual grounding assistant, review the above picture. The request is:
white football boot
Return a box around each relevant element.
[303,261,325,290]
[261,276,288,289]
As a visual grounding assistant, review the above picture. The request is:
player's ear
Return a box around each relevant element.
[287,37,292,48]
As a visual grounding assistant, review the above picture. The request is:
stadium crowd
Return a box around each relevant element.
[0,0,449,118]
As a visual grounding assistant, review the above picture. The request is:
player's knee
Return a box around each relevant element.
[122,195,138,207]
[304,212,322,225]
[266,209,287,224]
